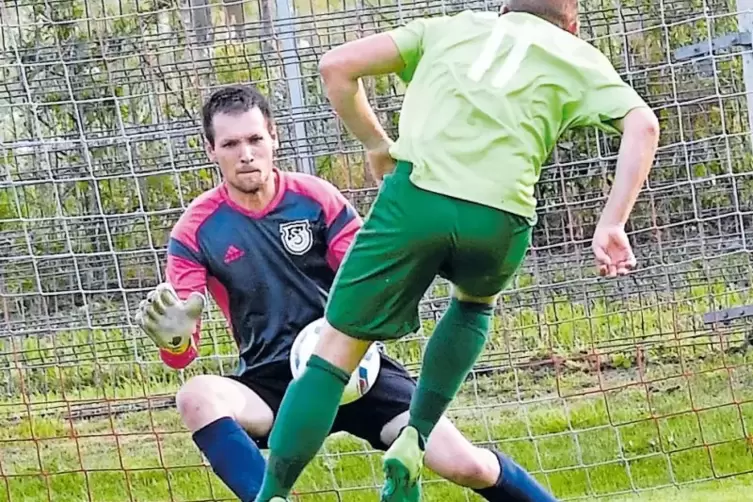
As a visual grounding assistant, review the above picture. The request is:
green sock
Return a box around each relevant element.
[256,355,349,500]
[409,298,493,443]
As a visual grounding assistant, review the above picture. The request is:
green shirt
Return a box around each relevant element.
[386,10,650,220]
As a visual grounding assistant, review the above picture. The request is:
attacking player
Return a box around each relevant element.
[254,1,661,501]
[134,85,556,502]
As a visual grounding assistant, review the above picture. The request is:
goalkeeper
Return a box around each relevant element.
[254,0,661,501]
[135,85,555,502]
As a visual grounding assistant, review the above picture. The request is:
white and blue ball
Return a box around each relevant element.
[289,317,381,405]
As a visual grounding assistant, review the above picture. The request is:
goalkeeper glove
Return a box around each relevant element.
[135,282,205,355]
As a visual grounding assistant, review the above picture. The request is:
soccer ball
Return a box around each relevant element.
[290,317,381,405]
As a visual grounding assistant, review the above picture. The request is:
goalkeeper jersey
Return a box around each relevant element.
[161,170,361,374]
[386,10,649,221]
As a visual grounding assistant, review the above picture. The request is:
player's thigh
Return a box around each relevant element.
[446,204,533,299]
[333,353,416,450]
[326,161,451,341]
[380,409,499,486]
[176,374,275,437]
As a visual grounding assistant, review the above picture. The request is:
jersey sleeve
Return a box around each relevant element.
[326,203,361,271]
[387,16,449,83]
[301,176,363,270]
[159,229,208,370]
[564,49,650,135]
[322,185,362,271]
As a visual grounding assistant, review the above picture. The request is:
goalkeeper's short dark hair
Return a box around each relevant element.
[202,85,274,146]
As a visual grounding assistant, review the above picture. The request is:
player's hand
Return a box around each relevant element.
[134,283,205,354]
[591,223,636,278]
[365,140,396,182]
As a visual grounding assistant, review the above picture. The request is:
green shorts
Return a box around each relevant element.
[325,161,532,341]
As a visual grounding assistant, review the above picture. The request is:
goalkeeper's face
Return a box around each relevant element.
[206,107,278,195]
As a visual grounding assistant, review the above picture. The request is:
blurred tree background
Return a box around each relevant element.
[2,0,751,324]
[1,0,752,408]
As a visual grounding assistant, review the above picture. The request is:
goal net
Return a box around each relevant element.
[2,0,753,500]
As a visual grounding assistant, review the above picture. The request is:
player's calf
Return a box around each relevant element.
[256,324,371,500]
[176,375,272,502]
[408,297,494,443]
[381,291,497,501]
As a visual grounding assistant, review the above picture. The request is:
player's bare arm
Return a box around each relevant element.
[601,107,660,227]
[592,106,660,277]
[318,34,405,180]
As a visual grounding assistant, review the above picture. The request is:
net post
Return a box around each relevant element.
[739,1,753,149]
[274,0,315,175]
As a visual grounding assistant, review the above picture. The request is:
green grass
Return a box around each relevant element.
[2,351,753,502]
[3,262,753,501]
[612,477,753,502]
[7,259,753,396]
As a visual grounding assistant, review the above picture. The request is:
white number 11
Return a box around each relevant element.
[467,19,531,91]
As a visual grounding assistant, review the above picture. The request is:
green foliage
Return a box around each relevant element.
[2,0,750,311]
[213,43,274,89]
[2,1,753,500]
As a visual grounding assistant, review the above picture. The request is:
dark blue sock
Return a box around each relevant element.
[192,416,266,502]
[473,450,558,502]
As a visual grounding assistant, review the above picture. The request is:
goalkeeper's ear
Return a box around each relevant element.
[183,291,206,319]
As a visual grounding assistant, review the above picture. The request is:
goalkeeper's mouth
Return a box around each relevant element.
[237,168,261,175]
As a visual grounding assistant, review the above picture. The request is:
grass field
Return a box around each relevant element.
[2,348,753,502]
[3,263,753,501]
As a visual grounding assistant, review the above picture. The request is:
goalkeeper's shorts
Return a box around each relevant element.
[326,160,532,342]
[228,355,415,451]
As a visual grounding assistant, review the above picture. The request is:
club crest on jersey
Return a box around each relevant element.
[279,220,313,255]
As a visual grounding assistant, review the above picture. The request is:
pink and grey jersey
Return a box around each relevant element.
[160,170,362,374]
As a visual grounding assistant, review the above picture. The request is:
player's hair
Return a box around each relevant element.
[202,85,274,146]
[504,0,578,30]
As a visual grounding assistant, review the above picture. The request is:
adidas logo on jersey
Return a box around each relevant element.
[223,245,245,264]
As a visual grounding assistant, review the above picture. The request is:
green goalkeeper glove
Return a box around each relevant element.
[135,283,205,355]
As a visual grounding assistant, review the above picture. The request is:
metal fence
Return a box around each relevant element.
[2,0,753,500]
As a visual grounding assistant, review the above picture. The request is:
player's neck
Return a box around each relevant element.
[226,171,280,213]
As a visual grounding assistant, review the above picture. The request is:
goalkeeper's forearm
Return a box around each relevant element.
[599,107,660,226]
